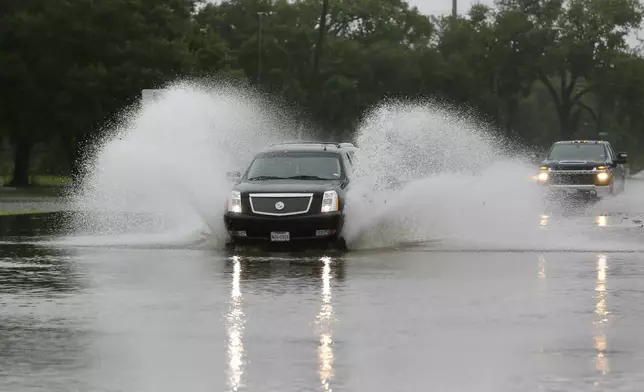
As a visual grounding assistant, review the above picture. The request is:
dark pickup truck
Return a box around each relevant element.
[535,140,628,198]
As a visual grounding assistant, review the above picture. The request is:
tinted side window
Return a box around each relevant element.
[347,151,356,165]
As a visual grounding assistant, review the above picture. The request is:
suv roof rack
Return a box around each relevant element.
[556,140,605,144]
[270,141,355,149]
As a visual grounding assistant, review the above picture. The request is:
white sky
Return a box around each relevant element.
[407,0,477,16]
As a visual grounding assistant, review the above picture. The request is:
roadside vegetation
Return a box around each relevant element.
[2,0,644,187]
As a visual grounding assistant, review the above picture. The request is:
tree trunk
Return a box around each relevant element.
[310,0,329,98]
[9,138,33,187]
[539,73,592,141]
[559,105,574,140]
[504,97,519,137]
[68,146,82,185]
[66,133,92,185]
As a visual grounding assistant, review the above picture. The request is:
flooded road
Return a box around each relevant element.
[2,212,644,391]
[4,83,644,391]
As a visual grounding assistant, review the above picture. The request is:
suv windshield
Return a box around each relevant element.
[547,144,607,161]
[246,153,343,180]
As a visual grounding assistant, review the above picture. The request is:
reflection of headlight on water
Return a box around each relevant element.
[596,216,607,227]
[595,335,609,374]
[318,256,334,391]
[227,256,245,391]
[538,255,546,279]
[595,254,609,374]
[596,254,607,295]
[595,254,608,323]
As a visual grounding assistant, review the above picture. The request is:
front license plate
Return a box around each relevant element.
[270,232,290,242]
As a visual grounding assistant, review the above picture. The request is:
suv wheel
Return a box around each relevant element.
[333,237,348,252]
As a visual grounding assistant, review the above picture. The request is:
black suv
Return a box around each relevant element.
[223,142,357,250]
[535,140,628,198]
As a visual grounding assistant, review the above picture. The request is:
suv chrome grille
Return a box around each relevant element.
[248,193,314,216]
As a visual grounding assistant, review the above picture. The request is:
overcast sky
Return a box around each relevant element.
[407,0,478,16]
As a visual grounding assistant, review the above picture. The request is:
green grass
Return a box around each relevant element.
[0,210,61,216]
[0,188,66,199]
[31,175,71,186]
[1,175,71,186]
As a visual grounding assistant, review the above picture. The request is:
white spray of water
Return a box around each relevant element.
[591,178,644,216]
[58,81,301,248]
[342,101,644,251]
[45,84,644,252]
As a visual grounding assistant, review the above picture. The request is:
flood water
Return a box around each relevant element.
[1,212,644,392]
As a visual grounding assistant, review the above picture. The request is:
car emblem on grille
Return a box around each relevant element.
[275,201,285,210]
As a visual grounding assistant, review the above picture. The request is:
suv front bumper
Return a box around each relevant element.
[223,211,344,243]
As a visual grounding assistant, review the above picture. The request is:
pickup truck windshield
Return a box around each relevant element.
[547,144,607,161]
[246,154,343,180]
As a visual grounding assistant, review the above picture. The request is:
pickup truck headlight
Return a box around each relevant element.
[535,166,549,183]
[321,190,339,212]
[596,172,609,182]
[227,190,242,213]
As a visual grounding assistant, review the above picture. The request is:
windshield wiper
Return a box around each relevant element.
[247,176,288,180]
[285,175,331,180]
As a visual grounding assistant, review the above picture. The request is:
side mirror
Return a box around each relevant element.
[616,152,627,164]
[226,171,241,181]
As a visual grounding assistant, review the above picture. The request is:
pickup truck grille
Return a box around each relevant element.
[549,172,596,185]
[248,193,314,216]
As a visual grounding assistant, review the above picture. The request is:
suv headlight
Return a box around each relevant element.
[321,190,339,212]
[227,190,242,213]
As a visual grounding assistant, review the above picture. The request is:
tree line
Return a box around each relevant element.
[2,0,644,186]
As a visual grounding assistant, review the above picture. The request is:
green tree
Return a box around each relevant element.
[496,0,644,139]
[0,0,201,185]
[311,0,436,134]
[4,0,644,184]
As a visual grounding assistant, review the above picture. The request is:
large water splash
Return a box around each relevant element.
[47,84,644,252]
[61,80,301,248]
[341,100,644,251]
